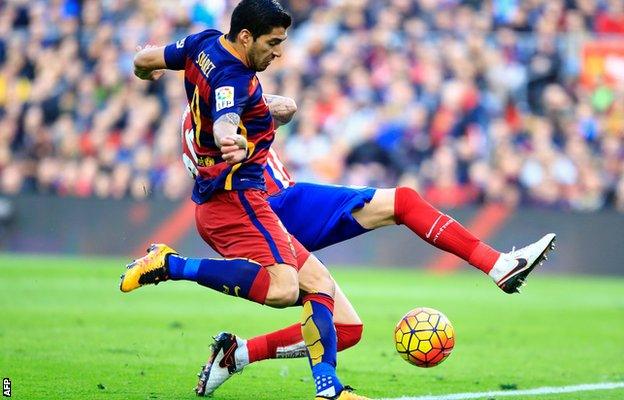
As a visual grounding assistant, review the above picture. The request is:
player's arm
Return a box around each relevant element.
[213,113,248,165]
[133,45,167,81]
[135,34,198,81]
[263,94,297,127]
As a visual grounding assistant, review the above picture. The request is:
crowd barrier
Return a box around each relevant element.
[0,195,621,275]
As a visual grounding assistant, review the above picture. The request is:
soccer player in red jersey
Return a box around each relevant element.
[180,95,556,395]
[119,1,368,399]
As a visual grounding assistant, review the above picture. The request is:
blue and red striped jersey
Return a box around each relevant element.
[181,106,294,196]
[164,29,275,204]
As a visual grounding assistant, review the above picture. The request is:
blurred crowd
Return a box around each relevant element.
[1,0,624,212]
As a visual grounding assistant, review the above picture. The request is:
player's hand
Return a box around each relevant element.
[222,148,247,164]
[134,45,165,81]
[219,135,248,150]
[220,136,248,164]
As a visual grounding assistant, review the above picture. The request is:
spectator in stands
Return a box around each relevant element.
[0,0,622,214]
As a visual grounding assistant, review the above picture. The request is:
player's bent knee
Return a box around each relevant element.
[264,263,300,308]
[265,283,299,308]
[336,323,364,351]
[281,284,300,306]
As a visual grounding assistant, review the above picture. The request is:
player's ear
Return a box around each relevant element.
[239,29,253,47]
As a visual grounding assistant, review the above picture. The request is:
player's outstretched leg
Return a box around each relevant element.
[390,187,557,293]
[120,243,272,304]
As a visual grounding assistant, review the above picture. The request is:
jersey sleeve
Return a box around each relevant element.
[210,71,252,120]
[164,33,202,70]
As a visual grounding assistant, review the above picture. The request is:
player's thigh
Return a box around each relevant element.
[196,189,298,268]
[333,282,362,325]
[297,253,335,297]
[351,188,396,229]
[268,183,377,251]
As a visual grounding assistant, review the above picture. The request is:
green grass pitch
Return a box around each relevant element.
[1,254,623,399]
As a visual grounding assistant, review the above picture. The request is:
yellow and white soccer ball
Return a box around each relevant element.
[394,307,455,368]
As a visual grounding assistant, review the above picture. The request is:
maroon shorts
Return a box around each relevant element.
[195,189,310,270]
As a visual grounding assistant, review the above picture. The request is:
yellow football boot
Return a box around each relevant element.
[315,386,370,400]
[119,244,177,292]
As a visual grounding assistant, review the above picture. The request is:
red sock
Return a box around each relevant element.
[247,323,302,363]
[246,323,364,363]
[335,323,363,351]
[394,187,500,273]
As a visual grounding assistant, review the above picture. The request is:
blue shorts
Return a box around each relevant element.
[267,182,377,252]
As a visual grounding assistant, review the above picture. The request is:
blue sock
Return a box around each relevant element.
[167,254,199,280]
[301,293,343,398]
[166,254,271,304]
[312,362,343,398]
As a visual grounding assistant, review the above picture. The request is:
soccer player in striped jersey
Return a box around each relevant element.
[183,94,556,396]
[121,1,368,399]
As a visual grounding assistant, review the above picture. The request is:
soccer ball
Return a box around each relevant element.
[394,307,455,368]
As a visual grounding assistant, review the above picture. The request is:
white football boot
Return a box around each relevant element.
[489,233,557,294]
[195,332,247,397]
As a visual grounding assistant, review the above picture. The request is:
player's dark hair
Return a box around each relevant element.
[228,0,291,41]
